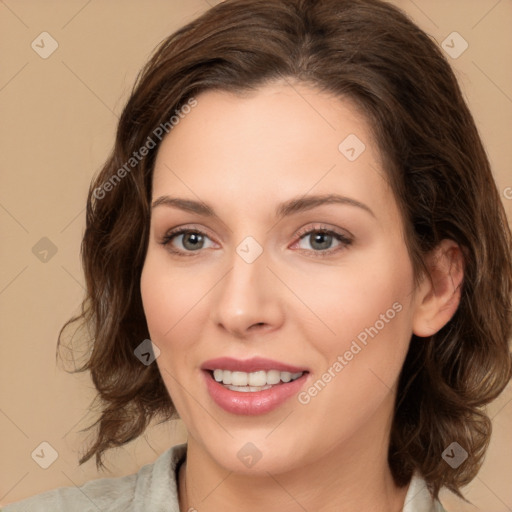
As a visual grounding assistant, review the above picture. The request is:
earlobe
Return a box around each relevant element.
[412,239,464,338]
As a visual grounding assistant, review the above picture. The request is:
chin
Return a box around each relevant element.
[200,434,305,476]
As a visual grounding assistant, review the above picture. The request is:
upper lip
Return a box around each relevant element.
[201,357,309,373]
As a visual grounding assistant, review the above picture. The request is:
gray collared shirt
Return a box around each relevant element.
[2,443,447,511]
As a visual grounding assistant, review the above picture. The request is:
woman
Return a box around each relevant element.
[4,0,511,510]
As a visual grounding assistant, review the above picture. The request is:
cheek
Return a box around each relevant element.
[140,254,209,409]
[289,244,414,357]
[292,251,414,435]
[140,252,211,340]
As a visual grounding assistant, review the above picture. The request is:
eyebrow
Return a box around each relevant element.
[151,193,375,219]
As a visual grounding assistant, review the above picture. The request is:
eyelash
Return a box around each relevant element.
[159,224,353,258]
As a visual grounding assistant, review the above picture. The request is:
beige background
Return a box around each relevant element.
[1,1,511,510]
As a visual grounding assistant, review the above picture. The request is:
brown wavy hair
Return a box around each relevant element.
[58,0,512,500]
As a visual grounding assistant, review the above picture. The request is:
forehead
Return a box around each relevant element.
[151,82,393,221]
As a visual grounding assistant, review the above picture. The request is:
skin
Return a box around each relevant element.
[140,81,463,512]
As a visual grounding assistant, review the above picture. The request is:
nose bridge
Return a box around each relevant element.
[211,240,283,336]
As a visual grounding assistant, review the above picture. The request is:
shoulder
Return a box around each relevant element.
[403,472,449,512]
[1,443,186,512]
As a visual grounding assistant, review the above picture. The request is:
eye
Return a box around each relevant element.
[292,225,352,256]
[160,228,216,255]
[159,224,352,257]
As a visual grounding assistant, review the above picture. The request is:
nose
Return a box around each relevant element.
[210,246,285,339]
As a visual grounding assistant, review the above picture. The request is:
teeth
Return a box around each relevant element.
[212,369,303,387]
[225,384,273,392]
[267,369,281,385]
[281,372,292,383]
[231,371,248,386]
[248,370,266,387]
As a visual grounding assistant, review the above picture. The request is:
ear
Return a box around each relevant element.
[412,239,464,338]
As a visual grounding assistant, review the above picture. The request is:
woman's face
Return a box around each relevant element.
[141,82,421,474]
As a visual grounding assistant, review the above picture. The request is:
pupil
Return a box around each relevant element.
[184,233,203,250]
[311,232,332,250]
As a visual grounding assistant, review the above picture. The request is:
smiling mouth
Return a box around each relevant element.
[209,369,305,392]
[202,359,310,414]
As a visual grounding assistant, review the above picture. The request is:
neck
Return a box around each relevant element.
[179,452,407,512]
[178,406,409,512]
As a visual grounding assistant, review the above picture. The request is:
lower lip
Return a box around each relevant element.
[203,371,308,415]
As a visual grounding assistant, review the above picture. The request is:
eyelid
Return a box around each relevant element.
[293,222,353,241]
[160,223,215,240]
